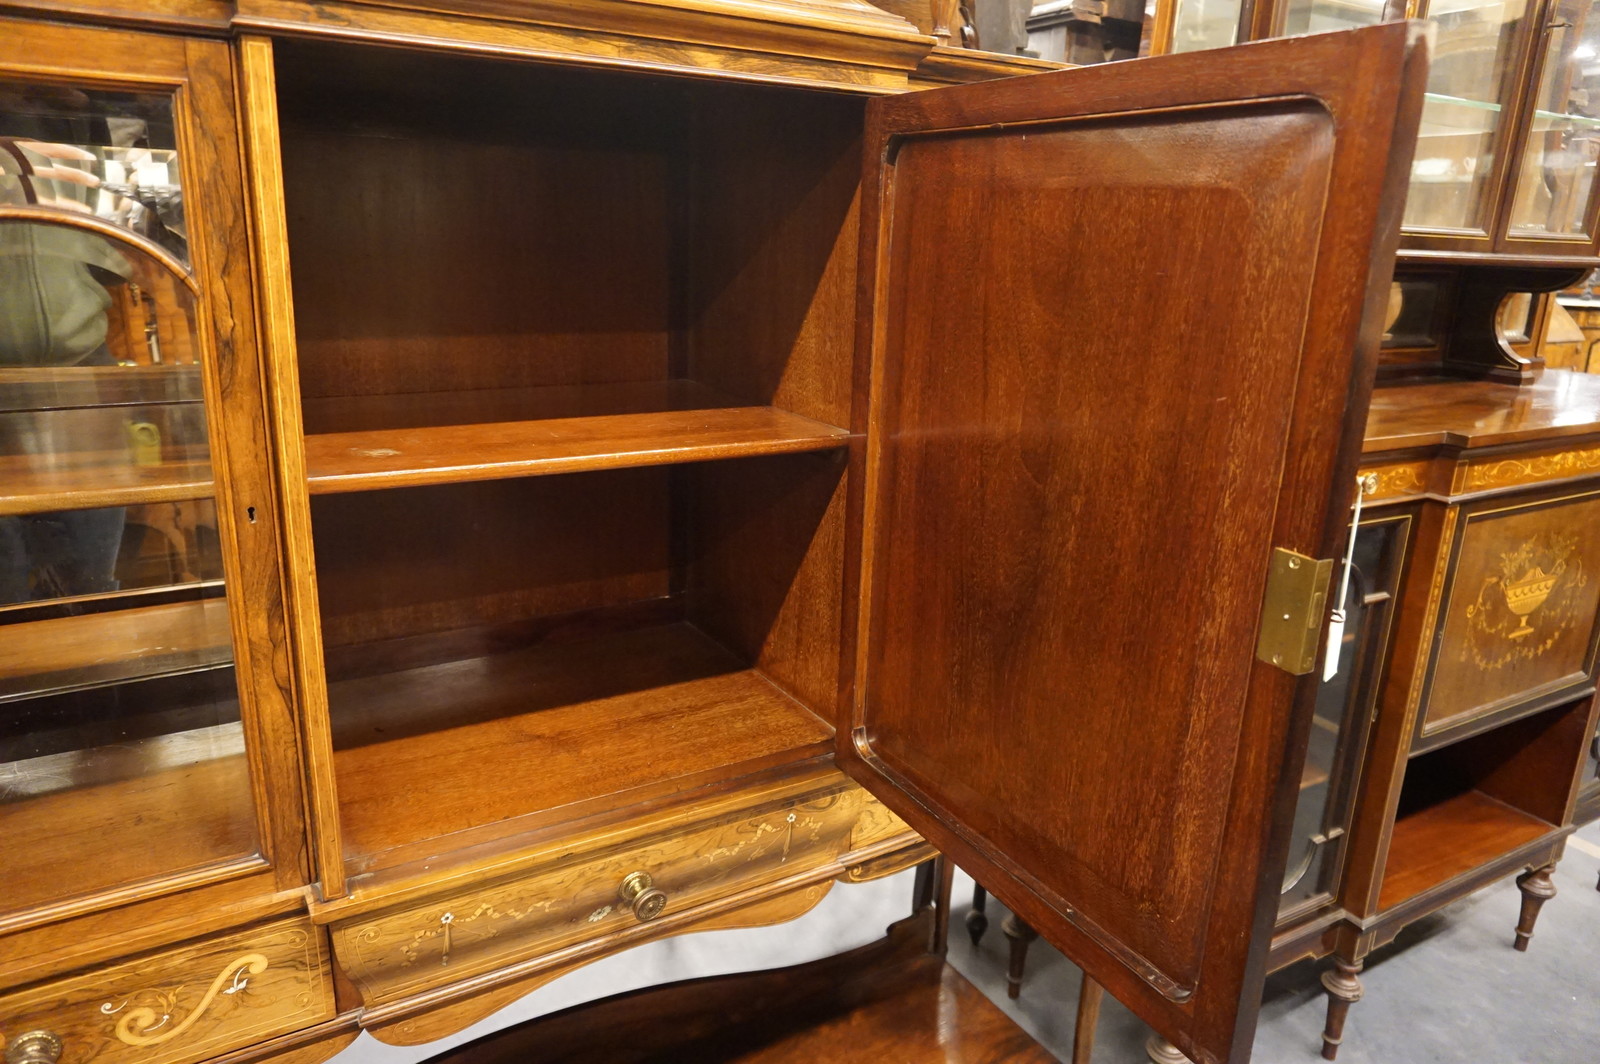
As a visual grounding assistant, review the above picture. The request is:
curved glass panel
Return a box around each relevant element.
[0,217,253,917]
[0,81,185,262]
[1280,522,1396,911]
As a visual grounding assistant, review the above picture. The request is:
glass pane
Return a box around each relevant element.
[1405,0,1530,231]
[0,80,185,262]
[1168,0,1242,51]
[0,218,254,916]
[1281,522,1394,911]
[1509,0,1600,235]
[1279,0,1385,38]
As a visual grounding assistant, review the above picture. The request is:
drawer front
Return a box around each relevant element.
[333,779,888,1003]
[1419,486,1600,738]
[0,917,334,1064]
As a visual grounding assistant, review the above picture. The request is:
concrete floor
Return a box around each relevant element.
[945,819,1600,1064]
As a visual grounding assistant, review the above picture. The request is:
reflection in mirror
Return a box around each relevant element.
[0,219,209,560]
[1383,278,1444,348]
[0,80,185,261]
[1027,0,1155,63]
[1497,290,1536,341]
[0,213,252,913]
[1278,0,1385,38]
[1168,0,1242,52]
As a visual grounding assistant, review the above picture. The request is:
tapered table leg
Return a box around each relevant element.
[1319,958,1364,1061]
[1001,913,1037,999]
[1514,864,1557,951]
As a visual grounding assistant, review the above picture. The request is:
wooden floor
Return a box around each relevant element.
[424,909,1060,1064]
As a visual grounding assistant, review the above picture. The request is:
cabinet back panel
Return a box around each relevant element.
[1415,696,1594,826]
[311,471,672,648]
[281,128,672,401]
[685,451,849,722]
[685,85,863,424]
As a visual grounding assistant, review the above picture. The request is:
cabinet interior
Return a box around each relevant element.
[274,43,867,876]
[1380,697,1591,910]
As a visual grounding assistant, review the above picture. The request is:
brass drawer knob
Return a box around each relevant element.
[5,1031,63,1064]
[618,871,667,922]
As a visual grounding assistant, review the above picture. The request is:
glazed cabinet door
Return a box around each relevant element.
[842,24,1427,1064]
[0,20,305,941]
[1499,0,1600,254]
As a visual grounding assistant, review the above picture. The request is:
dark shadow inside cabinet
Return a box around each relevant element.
[274,43,868,877]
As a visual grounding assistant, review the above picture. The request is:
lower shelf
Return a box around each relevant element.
[0,597,233,701]
[330,622,834,874]
[1378,789,1553,911]
[2,723,258,916]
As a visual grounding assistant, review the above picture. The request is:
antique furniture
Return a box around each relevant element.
[1133,370,1600,1064]
[1,12,1429,1064]
[416,885,1068,1064]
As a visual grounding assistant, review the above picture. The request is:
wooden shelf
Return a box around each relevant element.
[0,451,212,517]
[1378,789,1553,911]
[0,364,203,412]
[0,598,233,701]
[302,381,852,494]
[2,723,256,916]
[330,622,833,869]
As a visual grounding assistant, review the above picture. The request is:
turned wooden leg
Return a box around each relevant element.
[1001,913,1038,999]
[1514,864,1557,952]
[967,884,990,946]
[1144,1033,1194,1064]
[1072,975,1103,1064]
[1319,958,1364,1061]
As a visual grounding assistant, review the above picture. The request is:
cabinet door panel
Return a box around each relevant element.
[0,19,307,929]
[845,24,1426,1064]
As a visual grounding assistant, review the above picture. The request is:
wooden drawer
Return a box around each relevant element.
[0,917,334,1064]
[330,775,905,1005]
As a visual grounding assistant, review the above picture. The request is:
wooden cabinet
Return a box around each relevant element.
[2,9,1431,1064]
[1153,0,1600,260]
[1305,372,1600,1057]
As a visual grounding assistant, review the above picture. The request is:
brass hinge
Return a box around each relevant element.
[1256,548,1334,676]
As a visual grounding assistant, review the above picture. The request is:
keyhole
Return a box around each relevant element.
[246,506,257,524]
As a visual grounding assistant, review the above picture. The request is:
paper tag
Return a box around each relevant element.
[1323,610,1346,683]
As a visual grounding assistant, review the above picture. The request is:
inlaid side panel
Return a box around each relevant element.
[1420,487,1600,735]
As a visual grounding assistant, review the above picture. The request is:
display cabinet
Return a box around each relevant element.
[0,19,341,1064]
[3,10,1430,1064]
[1148,0,1600,260]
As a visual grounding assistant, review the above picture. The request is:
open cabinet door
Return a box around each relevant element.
[843,23,1427,1064]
